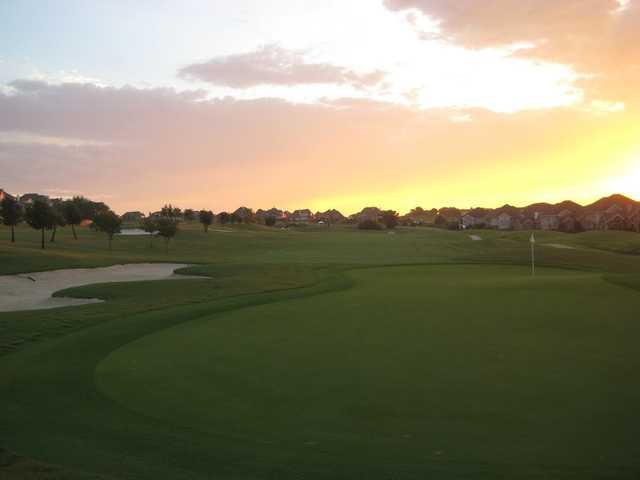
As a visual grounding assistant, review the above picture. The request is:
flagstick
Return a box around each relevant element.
[530,233,536,277]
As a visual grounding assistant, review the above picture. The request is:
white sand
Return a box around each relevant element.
[542,243,575,250]
[116,228,154,236]
[0,263,200,313]
[469,235,482,241]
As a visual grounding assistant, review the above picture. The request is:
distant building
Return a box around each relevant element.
[256,207,285,222]
[122,211,145,223]
[438,207,462,223]
[350,207,382,223]
[315,209,345,225]
[580,212,604,231]
[538,214,559,231]
[19,193,49,205]
[402,207,438,225]
[604,212,628,231]
[0,189,15,202]
[290,209,314,223]
[494,212,513,230]
[461,209,490,229]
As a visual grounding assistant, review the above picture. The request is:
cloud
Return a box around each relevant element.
[384,0,640,104]
[178,44,386,89]
[1,79,638,214]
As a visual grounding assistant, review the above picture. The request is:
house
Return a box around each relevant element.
[557,210,579,232]
[604,212,628,231]
[461,213,478,229]
[19,193,49,205]
[315,209,345,225]
[351,207,382,223]
[122,211,145,223]
[0,189,16,202]
[401,207,438,225]
[494,212,513,230]
[580,212,604,231]
[629,209,640,233]
[290,209,314,223]
[538,214,559,231]
[461,208,490,229]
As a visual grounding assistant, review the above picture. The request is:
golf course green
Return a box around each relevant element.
[2,223,640,479]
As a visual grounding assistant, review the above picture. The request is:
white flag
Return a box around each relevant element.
[530,233,535,244]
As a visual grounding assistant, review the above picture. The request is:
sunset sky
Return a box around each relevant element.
[1,0,639,214]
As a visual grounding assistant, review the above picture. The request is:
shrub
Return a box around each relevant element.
[358,219,383,230]
[265,216,276,227]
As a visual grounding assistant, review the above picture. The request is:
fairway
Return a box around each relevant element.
[3,225,640,479]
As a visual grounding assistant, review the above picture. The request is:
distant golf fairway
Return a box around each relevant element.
[91,265,640,478]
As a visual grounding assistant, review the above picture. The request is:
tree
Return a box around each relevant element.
[161,204,181,220]
[49,200,67,243]
[25,200,55,249]
[1,196,23,243]
[434,214,447,228]
[62,200,82,240]
[72,196,108,221]
[183,209,196,221]
[156,217,179,253]
[93,210,122,251]
[230,213,241,224]
[382,210,399,229]
[218,212,230,224]
[198,210,214,233]
[358,219,383,230]
[265,216,276,227]
[141,216,158,248]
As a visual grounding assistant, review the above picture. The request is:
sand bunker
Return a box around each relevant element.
[116,228,154,236]
[542,243,575,250]
[0,263,200,313]
[469,235,482,241]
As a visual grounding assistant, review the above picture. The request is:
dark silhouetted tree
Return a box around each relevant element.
[156,217,179,253]
[161,204,181,220]
[199,210,214,233]
[265,216,276,227]
[382,210,399,229]
[183,209,196,221]
[62,200,82,240]
[1,196,23,243]
[72,196,108,220]
[141,216,158,248]
[218,212,230,224]
[358,219,383,230]
[25,200,54,249]
[93,210,122,251]
[434,214,447,228]
[49,199,67,242]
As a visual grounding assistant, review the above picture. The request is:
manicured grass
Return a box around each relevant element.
[1,222,640,478]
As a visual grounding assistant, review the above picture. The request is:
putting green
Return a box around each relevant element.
[95,265,640,477]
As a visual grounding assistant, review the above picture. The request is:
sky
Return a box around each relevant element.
[1,0,639,214]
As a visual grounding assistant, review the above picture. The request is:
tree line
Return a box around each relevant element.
[0,197,183,252]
